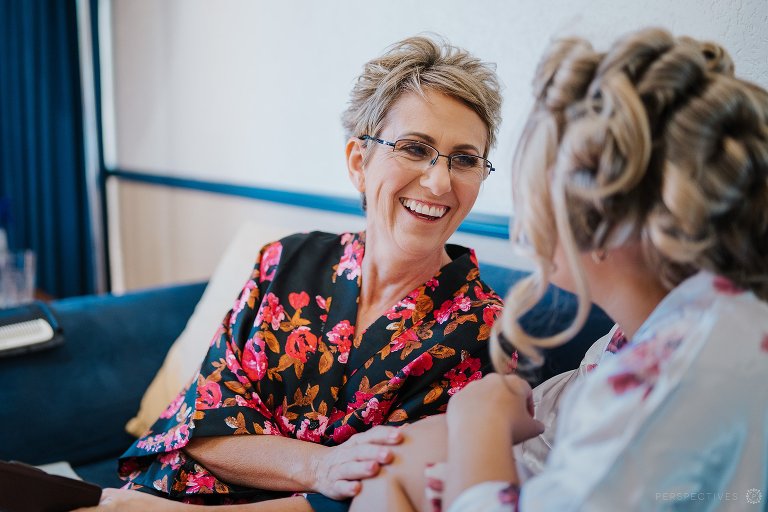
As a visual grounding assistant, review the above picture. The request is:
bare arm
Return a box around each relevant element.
[443,374,543,508]
[351,376,543,511]
[185,435,324,493]
[351,414,447,512]
[185,425,403,499]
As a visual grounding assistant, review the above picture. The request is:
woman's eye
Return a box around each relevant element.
[452,155,480,169]
[398,143,431,159]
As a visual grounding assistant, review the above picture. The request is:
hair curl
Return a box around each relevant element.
[493,28,768,371]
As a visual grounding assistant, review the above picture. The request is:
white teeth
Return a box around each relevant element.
[401,199,447,218]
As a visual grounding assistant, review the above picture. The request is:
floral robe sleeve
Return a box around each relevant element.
[119,231,503,504]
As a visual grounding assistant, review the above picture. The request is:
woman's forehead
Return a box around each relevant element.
[381,90,488,150]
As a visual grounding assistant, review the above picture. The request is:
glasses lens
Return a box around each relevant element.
[450,155,491,182]
[393,140,437,164]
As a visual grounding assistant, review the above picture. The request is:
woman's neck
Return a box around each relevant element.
[356,237,450,332]
[589,247,669,340]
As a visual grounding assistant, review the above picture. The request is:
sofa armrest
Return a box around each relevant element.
[0,282,206,466]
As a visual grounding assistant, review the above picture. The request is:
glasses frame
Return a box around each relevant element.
[359,135,495,180]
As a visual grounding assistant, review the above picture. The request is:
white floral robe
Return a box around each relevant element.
[451,272,768,511]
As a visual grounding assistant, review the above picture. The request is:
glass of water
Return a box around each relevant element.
[0,250,36,308]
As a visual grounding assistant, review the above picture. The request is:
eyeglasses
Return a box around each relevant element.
[359,135,494,182]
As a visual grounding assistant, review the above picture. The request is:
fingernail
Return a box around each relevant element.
[378,449,390,461]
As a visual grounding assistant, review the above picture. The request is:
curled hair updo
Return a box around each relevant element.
[493,28,768,371]
[341,35,502,156]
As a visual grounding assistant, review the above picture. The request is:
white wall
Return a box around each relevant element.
[103,0,768,290]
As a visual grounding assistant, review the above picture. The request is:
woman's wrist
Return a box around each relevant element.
[301,442,329,492]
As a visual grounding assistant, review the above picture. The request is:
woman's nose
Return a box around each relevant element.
[419,158,452,196]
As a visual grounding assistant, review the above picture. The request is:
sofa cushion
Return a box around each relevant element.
[125,222,296,437]
[0,282,205,466]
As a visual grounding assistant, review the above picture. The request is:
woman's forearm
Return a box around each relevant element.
[443,422,519,508]
[185,435,326,492]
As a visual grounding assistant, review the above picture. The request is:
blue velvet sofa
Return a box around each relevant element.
[0,264,612,489]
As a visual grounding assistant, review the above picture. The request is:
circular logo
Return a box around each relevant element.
[745,488,763,505]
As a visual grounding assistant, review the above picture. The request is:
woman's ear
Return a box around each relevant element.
[346,137,365,193]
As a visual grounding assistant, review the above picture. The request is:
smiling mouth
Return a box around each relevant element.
[400,198,449,221]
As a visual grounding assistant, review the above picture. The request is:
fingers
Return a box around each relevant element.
[335,459,383,481]
[332,479,362,499]
[512,415,546,444]
[349,443,395,464]
[352,425,402,445]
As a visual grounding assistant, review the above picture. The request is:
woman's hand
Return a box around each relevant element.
[312,425,403,499]
[73,488,188,512]
[447,373,544,444]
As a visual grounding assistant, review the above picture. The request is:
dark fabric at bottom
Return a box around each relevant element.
[305,493,351,512]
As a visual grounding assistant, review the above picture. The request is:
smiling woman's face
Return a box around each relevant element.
[347,89,488,262]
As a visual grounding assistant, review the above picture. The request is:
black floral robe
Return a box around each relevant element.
[119,231,502,504]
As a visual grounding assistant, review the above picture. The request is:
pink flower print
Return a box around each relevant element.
[348,390,375,412]
[197,380,223,410]
[233,392,271,418]
[607,360,660,399]
[482,304,501,326]
[361,397,392,425]
[585,363,598,373]
[468,248,479,267]
[255,293,285,330]
[444,355,483,395]
[327,320,355,363]
[606,328,628,354]
[242,337,268,382]
[390,328,419,353]
[713,275,744,295]
[402,352,434,377]
[336,238,364,280]
[165,423,191,451]
[296,415,329,442]
[232,280,258,317]
[607,371,645,394]
[435,294,472,324]
[275,406,297,434]
[289,291,310,310]
[474,284,496,301]
[159,391,186,419]
[182,471,216,494]
[286,326,318,363]
[261,421,282,436]
[331,423,357,444]
[425,278,439,291]
[386,291,418,321]
[157,451,183,470]
[316,295,328,310]
[436,300,456,324]
[259,242,282,283]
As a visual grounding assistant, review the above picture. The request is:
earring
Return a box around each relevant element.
[591,249,607,264]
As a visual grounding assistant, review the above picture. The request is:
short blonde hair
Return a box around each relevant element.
[341,35,502,156]
[494,28,768,371]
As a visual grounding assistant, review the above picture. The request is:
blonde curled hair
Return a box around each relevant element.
[493,28,768,371]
